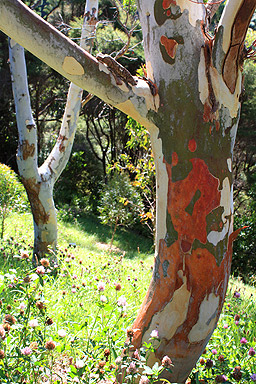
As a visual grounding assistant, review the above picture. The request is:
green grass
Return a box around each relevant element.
[1,212,256,384]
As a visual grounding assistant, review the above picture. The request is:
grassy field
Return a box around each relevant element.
[0,212,256,384]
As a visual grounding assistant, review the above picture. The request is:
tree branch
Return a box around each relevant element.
[217,0,256,93]
[0,0,157,125]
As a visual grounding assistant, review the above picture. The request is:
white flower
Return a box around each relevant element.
[117,295,127,307]
[36,266,45,275]
[58,329,67,338]
[28,319,39,328]
[19,303,26,310]
[150,329,159,338]
[97,282,105,292]
[75,359,85,369]
[100,295,107,303]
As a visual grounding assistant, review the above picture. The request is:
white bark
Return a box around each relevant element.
[0,0,156,127]
[9,0,100,260]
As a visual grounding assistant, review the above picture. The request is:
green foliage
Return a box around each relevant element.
[232,173,256,279]
[0,164,29,238]
[190,281,256,383]
[98,172,143,230]
[110,117,156,236]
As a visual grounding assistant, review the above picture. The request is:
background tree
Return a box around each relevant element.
[9,0,99,261]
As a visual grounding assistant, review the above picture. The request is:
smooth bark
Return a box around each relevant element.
[1,0,255,381]
[9,0,99,261]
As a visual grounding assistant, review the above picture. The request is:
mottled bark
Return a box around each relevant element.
[1,0,255,381]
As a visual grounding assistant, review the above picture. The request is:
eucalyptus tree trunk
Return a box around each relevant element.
[0,0,255,381]
[8,0,98,261]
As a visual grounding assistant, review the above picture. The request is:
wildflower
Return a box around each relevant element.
[199,358,205,365]
[251,374,256,381]
[234,291,240,298]
[20,250,29,259]
[215,374,228,383]
[150,329,159,338]
[249,347,256,356]
[162,355,172,368]
[21,347,32,356]
[40,258,50,268]
[97,282,105,292]
[0,326,5,340]
[36,266,45,275]
[3,323,11,332]
[6,305,11,311]
[139,376,150,384]
[46,318,53,326]
[0,350,5,359]
[115,356,122,365]
[58,329,67,338]
[218,355,225,362]
[126,361,137,374]
[100,295,107,303]
[235,321,240,325]
[23,275,31,284]
[19,303,26,310]
[30,342,38,350]
[45,340,56,350]
[71,288,76,293]
[104,348,110,358]
[75,359,85,369]
[223,323,228,329]
[36,301,45,310]
[4,314,16,325]
[234,314,240,321]
[212,349,217,355]
[28,319,39,328]
[205,359,213,369]
[117,295,127,307]
[232,366,242,382]
[72,275,77,280]
[98,361,106,369]
[240,337,247,344]
[115,282,122,291]
[133,349,140,360]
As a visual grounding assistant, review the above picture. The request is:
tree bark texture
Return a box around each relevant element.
[1,0,255,381]
[8,0,99,260]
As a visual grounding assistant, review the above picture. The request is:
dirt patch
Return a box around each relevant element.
[96,242,122,253]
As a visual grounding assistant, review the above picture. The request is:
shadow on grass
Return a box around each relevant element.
[73,213,154,259]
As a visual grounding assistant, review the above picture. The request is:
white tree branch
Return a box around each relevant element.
[9,40,39,181]
[0,0,156,125]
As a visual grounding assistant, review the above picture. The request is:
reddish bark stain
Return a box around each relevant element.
[209,126,212,134]
[160,36,178,59]
[188,139,197,152]
[166,158,221,245]
[216,121,220,132]
[172,151,178,166]
[203,102,212,122]
[166,9,171,16]
[162,0,176,9]
[181,239,192,253]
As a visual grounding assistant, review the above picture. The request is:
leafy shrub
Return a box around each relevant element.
[0,163,29,238]
[98,172,143,248]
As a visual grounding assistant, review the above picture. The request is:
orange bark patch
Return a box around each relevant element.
[22,177,50,226]
[166,9,171,16]
[160,36,178,59]
[215,121,220,132]
[172,151,178,166]
[188,139,197,152]
[166,158,221,245]
[162,0,176,9]
[20,140,35,161]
